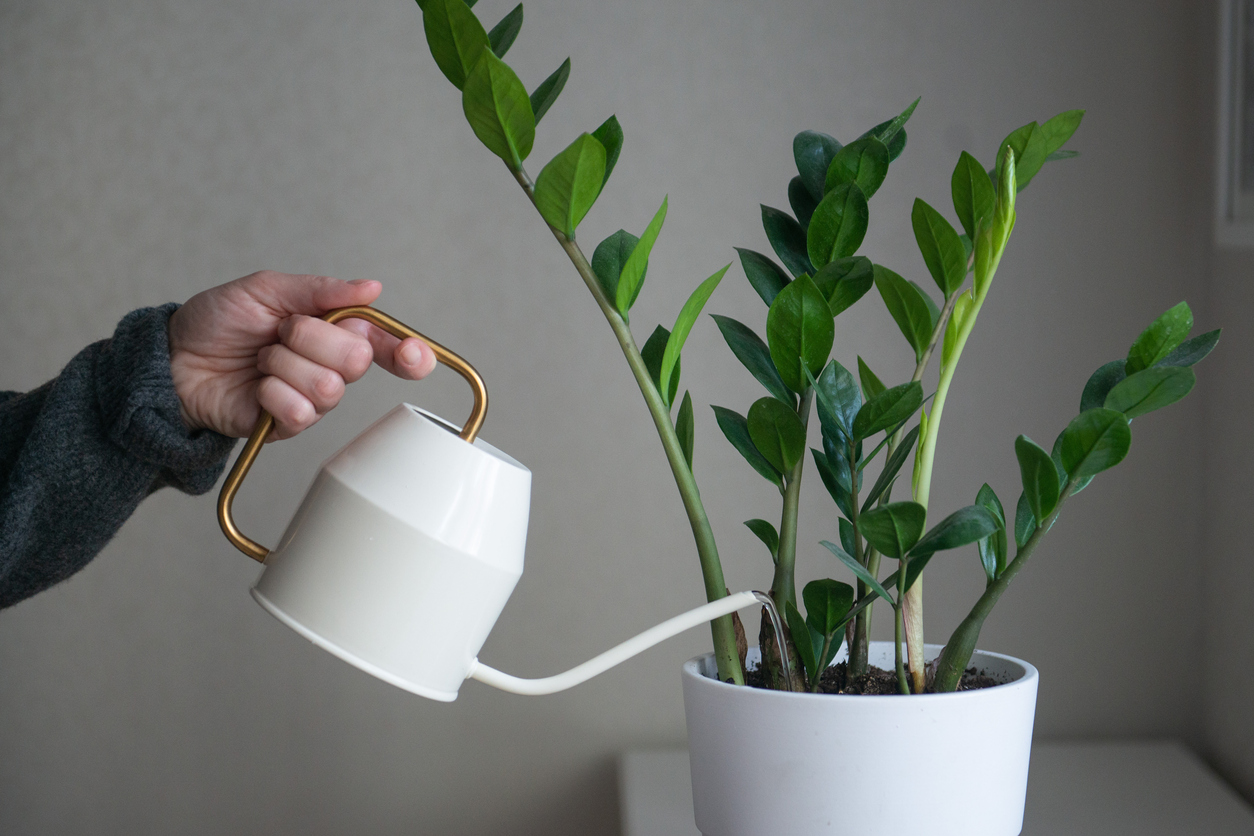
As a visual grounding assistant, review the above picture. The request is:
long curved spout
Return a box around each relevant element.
[466,591,792,694]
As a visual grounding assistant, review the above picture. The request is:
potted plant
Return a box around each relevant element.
[408,1,1219,833]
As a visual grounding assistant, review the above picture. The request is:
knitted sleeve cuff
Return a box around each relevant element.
[94,303,237,494]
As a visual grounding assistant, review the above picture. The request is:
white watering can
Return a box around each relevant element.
[218,306,789,700]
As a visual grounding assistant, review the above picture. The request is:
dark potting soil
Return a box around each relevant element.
[743,661,1002,695]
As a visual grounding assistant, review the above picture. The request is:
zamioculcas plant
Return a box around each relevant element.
[411,0,1218,694]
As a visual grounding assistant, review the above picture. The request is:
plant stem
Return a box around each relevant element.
[893,582,909,694]
[771,388,815,613]
[933,480,1077,692]
[508,165,744,685]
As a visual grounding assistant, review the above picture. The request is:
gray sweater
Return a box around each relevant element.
[0,304,237,609]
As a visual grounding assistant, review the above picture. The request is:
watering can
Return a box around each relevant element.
[218,306,790,700]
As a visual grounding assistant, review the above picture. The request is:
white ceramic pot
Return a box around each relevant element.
[682,641,1038,836]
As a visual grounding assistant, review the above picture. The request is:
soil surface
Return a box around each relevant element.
[744,660,1002,695]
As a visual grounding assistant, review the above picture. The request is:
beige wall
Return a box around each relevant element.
[0,1,1223,833]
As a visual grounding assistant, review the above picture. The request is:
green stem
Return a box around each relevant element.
[933,480,1077,692]
[509,166,744,685]
[893,585,909,694]
[770,388,815,613]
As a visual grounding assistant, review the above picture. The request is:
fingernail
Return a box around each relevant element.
[400,343,420,366]
[348,278,375,286]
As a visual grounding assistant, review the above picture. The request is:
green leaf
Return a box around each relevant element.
[735,248,791,307]
[748,397,806,474]
[824,137,890,199]
[766,274,835,393]
[858,98,919,161]
[1080,360,1126,413]
[591,229,638,303]
[422,0,491,89]
[762,205,814,278]
[874,265,936,363]
[712,405,781,485]
[910,505,1000,557]
[995,122,1049,193]
[857,356,886,400]
[1158,328,1220,368]
[487,3,523,57]
[975,483,1007,582]
[788,176,818,229]
[591,115,623,188]
[711,315,793,406]
[1060,408,1132,479]
[1104,366,1196,419]
[533,133,606,238]
[820,541,894,604]
[858,501,927,559]
[839,517,856,556]
[1014,492,1036,549]
[1046,149,1079,162]
[912,198,968,297]
[803,578,855,636]
[1126,302,1194,374]
[616,197,668,317]
[1015,435,1060,524]
[793,130,843,202]
[807,183,870,270]
[676,390,694,470]
[813,448,853,518]
[853,381,923,440]
[462,50,535,168]
[529,57,570,125]
[951,150,996,240]
[745,519,779,562]
[861,425,920,511]
[1050,430,1093,496]
[1034,110,1084,180]
[660,264,729,399]
[640,325,680,407]
[975,483,1006,528]
[941,289,974,367]
[814,256,874,317]
[811,360,861,440]
[785,600,819,686]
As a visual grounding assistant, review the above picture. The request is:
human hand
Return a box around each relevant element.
[168,271,436,440]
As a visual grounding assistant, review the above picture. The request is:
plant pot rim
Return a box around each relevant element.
[682,642,1038,702]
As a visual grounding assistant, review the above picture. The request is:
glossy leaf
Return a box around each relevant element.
[874,265,936,362]
[762,205,814,278]
[766,274,835,393]
[529,57,570,125]
[858,97,919,161]
[422,0,490,89]
[1060,408,1132,479]
[853,381,923,440]
[660,264,729,399]
[807,183,869,270]
[736,247,791,307]
[942,289,974,367]
[591,229,638,303]
[789,176,818,229]
[839,517,856,556]
[857,356,886,400]
[640,325,680,408]
[1158,328,1221,368]
[793,130,843,202]
[1051,430,1093,496]
[712,405,781,485]
[859,501,927,559]
[745,518,779,562]
[975,482,1006,528]
[861,425,920,511]
[616,197,668,317]
[711,315,793,406]
[487,3,523,58]
[1104,366,1196,419]
[1080,360,1126,413]
[1013,492,1037,549]
[804,578,855,636]
[1126,302,1193,374]
[821,541,894,604]
[951,150,995,239]
[814,256,874,317]
[748,397,806,474]
[590,115,623,188]
[825,137,890,199]
[462,50,535,168]
[676,390,694,470]
[533,133,606,238]
[812,360,861,440]
[813,448,853,518]
[785,600,819,685]
[912,198,968,296]
[1015,435,1060,524]
[910,505,999,557]
[975,483,1007,582]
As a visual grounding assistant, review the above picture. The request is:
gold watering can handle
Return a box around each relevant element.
[216,305,488,563]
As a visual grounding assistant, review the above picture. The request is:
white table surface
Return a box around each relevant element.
[619,741,1254,836]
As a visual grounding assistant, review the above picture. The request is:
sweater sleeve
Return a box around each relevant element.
[0,304,237,609]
